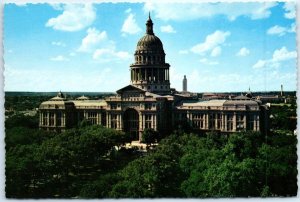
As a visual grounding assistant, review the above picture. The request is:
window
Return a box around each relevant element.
[56,111,62,126]
[227,114,233,131]
[111,114,118,129]
[236,114,244,131]
[42,113,48,126]
[145,103,152,110]
[145,114,152,128]
[49,112,55,126]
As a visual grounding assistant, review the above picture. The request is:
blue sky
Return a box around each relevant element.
[4,2,297,92]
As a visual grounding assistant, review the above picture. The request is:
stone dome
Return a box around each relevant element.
[136,34,164,52]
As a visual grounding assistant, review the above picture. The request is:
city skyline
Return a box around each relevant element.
[4,2,297,92]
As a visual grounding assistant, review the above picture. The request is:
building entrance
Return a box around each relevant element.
[123,108,139,140]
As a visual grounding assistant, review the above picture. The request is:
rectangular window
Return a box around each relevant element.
[145,103,152,110]
[57,111,62,126]
[227,114,234,131]
[42,113,48,126]
[49,112,55,126]
[111,114,118,129]
[145,114,152,128]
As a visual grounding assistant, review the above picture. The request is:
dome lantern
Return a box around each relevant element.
[146,12,154,35]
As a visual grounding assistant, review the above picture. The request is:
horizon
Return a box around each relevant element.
[4,2,297,92]
[4,90,296,94]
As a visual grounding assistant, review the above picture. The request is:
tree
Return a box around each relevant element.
[142,128,158,147]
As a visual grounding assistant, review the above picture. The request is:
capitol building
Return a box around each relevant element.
[39,15,269,141]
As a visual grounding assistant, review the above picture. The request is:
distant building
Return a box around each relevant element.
[39,15,270,140]
[183,75,187,92]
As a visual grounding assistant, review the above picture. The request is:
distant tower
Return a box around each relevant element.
[183,75,187,92]
[281,84,284,97]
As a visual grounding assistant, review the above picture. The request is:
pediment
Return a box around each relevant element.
[116,85,146,94]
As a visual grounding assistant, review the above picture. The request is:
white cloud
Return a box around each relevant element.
[283,2,295,19]
[93,48,131,62]
[50,55,69,61]
[125,8,132,13]
[253,59,266,69]
[272,46,297,62]
[46,4,96,32]
[289,23,296,33]
[78,28,108,52]
[51,41,66,47]
[190,30,230,55]
[252,47,296,69]
[14,2,27,7]
[200,58,219,66]
[236,47,250,57]
[76,27,130,62]
[143,2,277,21]
[267,25,287,36]
[160,25,176,33]
[267,23,295,36]
[210,46,221,57]
[121,13,142,35]
[49,3,64,10]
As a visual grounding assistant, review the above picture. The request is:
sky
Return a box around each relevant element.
[3,1,297,93]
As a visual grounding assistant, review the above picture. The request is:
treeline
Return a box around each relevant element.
[6,126,297,198]
[5,93,116,113]
[5,95,52,112]
[270,104,296,131]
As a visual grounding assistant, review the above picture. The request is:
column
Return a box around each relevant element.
[154,114,157,130]
[62,113,65,127]
[221,113,225,131]
[167,69,169,81]
[39,112,42,126]
[151,114,154,129]
[215,114,218,129]
[224,114,228,131]
[139,68,141,80]
[205,113,209,129]
[145,69,147,81]
[54,113,57,127]
[256,116,260,131]
[158,68,160,82]
[139,113,143,133]
[106,113,109,128]
[244,114,247,130]
[233,112,236,131]
[117,114,120,130]
[47,112,50,126]
[120,114,123,130]
[142,114,145,130]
